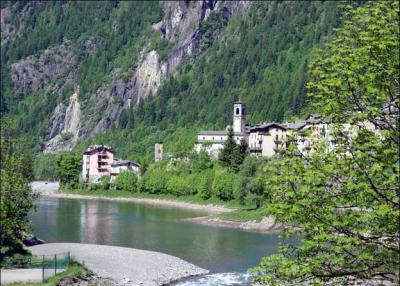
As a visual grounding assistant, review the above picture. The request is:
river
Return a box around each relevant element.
[30,197,285,285]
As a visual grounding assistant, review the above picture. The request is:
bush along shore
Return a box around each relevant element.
[36,188,285,233]
[33,145,285,232]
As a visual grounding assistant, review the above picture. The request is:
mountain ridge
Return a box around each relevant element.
[1,1,343,160]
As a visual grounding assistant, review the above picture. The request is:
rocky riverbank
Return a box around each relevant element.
[29,243,209,286]
[185,216,285,233]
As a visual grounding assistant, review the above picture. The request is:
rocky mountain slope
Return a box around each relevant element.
[1,1,343,159]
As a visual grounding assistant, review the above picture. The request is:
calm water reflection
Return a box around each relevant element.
[30,197,283,273]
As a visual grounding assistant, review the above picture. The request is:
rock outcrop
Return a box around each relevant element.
[5,1,252,152]
[44,88,82,152]
[11,44,77,94]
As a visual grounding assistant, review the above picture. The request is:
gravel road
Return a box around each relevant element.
[29,243,209,286]
[30,181,59,193]
[1,269,42,285]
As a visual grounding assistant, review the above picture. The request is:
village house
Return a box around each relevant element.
[82,145,139,183]
[195,101,340,158]
[110,160,140,181]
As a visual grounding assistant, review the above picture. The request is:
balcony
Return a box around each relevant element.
[250,146,262,153]
[97,166,109,172]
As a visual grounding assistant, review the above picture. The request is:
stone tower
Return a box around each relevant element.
[233,100,246,133]
[154,142,163,162]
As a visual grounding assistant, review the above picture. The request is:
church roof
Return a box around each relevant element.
[198,130,248,136]
[198,130,228,135]
[282,121,307,130]
[249,122,286,132]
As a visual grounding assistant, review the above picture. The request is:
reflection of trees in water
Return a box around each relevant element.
[80,200,117,244]
[33,198,283,272]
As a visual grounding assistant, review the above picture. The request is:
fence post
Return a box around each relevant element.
[42,255,45,282]
[54,254,57,276]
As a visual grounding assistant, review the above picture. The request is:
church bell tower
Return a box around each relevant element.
[233,100,245,133]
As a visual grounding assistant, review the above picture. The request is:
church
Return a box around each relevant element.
[195,101,333,158]
[195,101,249,158]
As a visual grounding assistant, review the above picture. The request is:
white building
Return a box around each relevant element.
[195,102,339,158]
[195,100,249,158]
[110,160,140,182]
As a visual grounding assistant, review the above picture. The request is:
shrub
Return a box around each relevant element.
[212,170,236,201]
[98,176,110,190]
[194,170,214,199]
[166,175,189,196]
[60,132,74,141]
[142,168,168,193]
[1,253,31,268]
[114,171,137,192]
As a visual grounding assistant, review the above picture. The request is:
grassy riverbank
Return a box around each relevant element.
[59,188,267,222]
[61,188,244,208]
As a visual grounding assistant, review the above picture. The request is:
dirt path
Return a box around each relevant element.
[0,269,43,285]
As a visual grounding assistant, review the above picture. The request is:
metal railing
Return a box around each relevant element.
[41,252,70,281]
[5,252,70,282]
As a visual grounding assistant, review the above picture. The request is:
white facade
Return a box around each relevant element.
[196,101,248,158]
[110,160,140,182]
[155,143,163,161]
[195,102,366,158]
[233,101,245,133]
[248,124,287,157]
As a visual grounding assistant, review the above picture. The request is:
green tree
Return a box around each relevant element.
[98,175,110,190]
[218,127,236,167]
[0,123,36,263]
[253,2,399,285]
[33,153,58,180]
[194,170,214,199]
[232,138,249,172]
[166,175,189,196]
[56,152,82,186]
[114,171,137,192]
[212,170,236,201]
[190,150,213,172]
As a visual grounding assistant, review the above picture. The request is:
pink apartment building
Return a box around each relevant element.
[82,145,115,182]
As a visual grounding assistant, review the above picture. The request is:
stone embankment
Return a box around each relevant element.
[29,243,209,286]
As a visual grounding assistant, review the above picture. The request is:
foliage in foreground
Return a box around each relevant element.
[252,2,399,285]
[0,120,36,264]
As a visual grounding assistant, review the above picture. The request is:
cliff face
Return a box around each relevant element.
[2,1,341,157]
[2,0,250,152]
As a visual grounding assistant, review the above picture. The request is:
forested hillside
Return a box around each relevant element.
[1,1,344,161]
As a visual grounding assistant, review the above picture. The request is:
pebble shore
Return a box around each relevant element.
[29,243,209,286]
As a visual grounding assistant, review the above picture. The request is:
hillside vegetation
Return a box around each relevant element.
[1,1,343,161]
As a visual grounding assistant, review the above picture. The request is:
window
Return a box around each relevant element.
[236,108,240,115]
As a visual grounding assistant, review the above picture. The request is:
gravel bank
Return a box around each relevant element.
[185,216,285,233]
[38,190,232,214]
[29,243,209,286]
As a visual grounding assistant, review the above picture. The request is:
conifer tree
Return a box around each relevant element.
[218,127,236,167]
